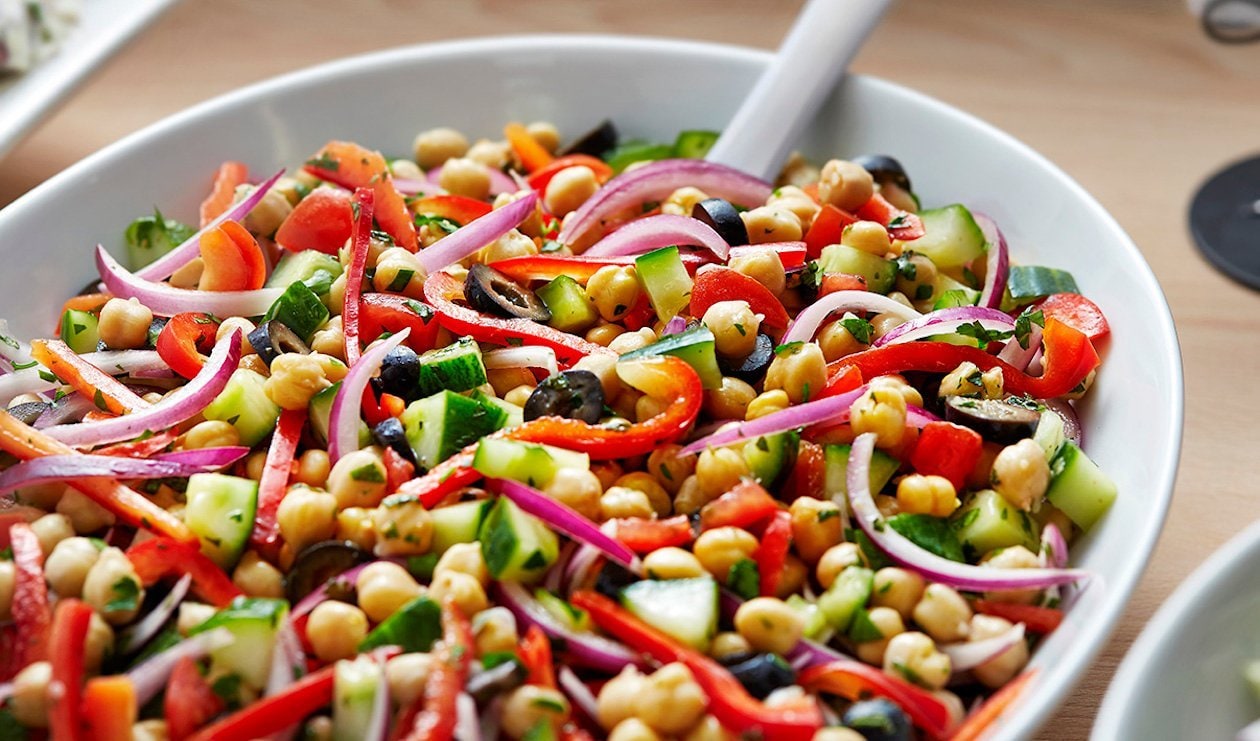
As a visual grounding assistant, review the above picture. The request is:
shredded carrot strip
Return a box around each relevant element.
[505,122,554,173]
[30,340,149,416]
[199,161,249,228]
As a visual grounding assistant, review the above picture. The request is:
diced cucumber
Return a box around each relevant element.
[635,246,693,323]
[1033,409,1067,461]
[267,250,343,292]
[921,274,980,312]
[911,205,987,269]
[358,595,441,653]
[470,389,523,430]
[672,130,720,160]
[824,443,900,501]
[743,431,799,489]
[619,576,718,651]
[308,382,339,447]
[536,589,590,632]
[604,141,674,174]
[537,275,598,333]
[847,608,885,643]
[333,655,382,741]
[472,437,589,488]
[401,390,504,471]
[125,209,195,270]
[60,309,100,354]
[263,281,329,342]
[887,513,965,562]
[951,488,1040,559]
[184,473,259,569]
[189,597,288,690]
[1006,266,1079,302]
[786,594,830,641]
[619,325,722,390]
[431,499,492,554]
[1045,442,1116,531]
[932,289,978,311]
[818,565,873,632]
[479,498,559,583]
[203,369,281,446]
[416,336,487,396]
[818,244,896,294]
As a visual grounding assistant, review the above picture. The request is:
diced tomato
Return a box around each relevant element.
[527,154,613,192]
[611,515,694,553]
[819,273,868,296]
[409,194,494,225]
[804,204,858,258]
[690,266,791,329]
[856,193,925,241]
[973,601,1063,635]
[358,293,443,353]
[818,365,864,399]
[199,161,249,228]
[198,221,266,291]
[383,446,416,494]
[756,510,793,597]
[518,624,557,687]
[157,313,221,380]
[166,656,225,741]
[275,188,354,255]
[303,140,418,252]
[700,480,780,531]
[909,421,984,492]
[783,440,826,501]
[1035,292,1110,342]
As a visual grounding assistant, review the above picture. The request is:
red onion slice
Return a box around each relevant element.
[558,159,773,247]
[783,290,922,345]
[997,323,1043,372]
[973,212,1010,310]
[873,306,1016,348]
[1042,397,1083,448]
[136,169,285,281]
[32,393,97,429]
[0,449,246,498]
[496,581,646,673]
[454,692,480,741]
[129,626,235,706]
[116,573,192,655]
[941,622,1026,672]
[1040,522,1069,569]
[847,432,1088,590]
[264,618,305,699]
[582,214,729,261]
[661,316,687,336]
[0,319,33,367]
[483,346,558,377]
[42,330,242,447]
[727,242,807,269]
[558,666,600,722]
[328,329,410,463]
[680,385,868,456]
[393,176,446,198]
[563,543,604,593]
[415,191,539,274]
[488,478,640,571]
[98,246,285,318]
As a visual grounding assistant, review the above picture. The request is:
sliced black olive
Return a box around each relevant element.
[558,119,619,158]
[843,698,913,741]
[283,540,372,604]
[146,316,168,349]
[851,154,912,193]
[523,370,604,424]
[372,417,415,465]
[720,652,796,699]
[465,264,551,322]
[466,660,528,705]
[692,198,749,247]
[717,332,774,383]
[594,561,639,600]
[378,346,421,402]
[248,321,310,366]
[6,400,49,425]
[943,396,1041,444]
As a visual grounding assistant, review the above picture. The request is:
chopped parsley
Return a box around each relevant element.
[106,576,141,612]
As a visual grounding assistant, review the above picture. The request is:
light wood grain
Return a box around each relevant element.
[3,1,1258,737]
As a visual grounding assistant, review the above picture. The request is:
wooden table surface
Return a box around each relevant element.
[2,0,1258,737]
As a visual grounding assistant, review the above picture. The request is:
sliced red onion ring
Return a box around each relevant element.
[483,346,558,377]
[496,581,646,673]
[0,368,59,406]
[941,622,1026,672]
[454,692,480,741]
[558,666,600,722]
[582,214,729,261]
[42,331,242,447]
[415,191,538,274]
[680,386,868,456]
[563,543,604,593]
[488,478,640,571]
[393,176,446,198]
[129,626,235,706]
[136,169,285,281]
[1040,522,1069,570]
[328,329,410,462]
[847,432,1088,590]
[973,212,1010,310]
[545,542,577,592]
[98,246,285,318]
[0,319,33,367]
[782,290,922,345]
[661,316,687,336]
[155,446,250,467]
[426,161,518,197]
[1042,397,1083,448]
[873,307,1016,348]
[558,159,772,247]
[997,323,1043,372]
[117,573,192,655]
[785,636,865,673]
[0,449,246,498]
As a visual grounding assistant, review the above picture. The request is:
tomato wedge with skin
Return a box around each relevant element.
[303,140,418,252]
[690,266,791,330]
[359,293,443,353]
[166,656,225,741]
[157,313,221,380]
[275,188,353,255]
[1035,292,1110,342]
[198,221,266,291]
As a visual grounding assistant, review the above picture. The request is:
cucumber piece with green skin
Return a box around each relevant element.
[672,130,720,160]
[189,597,288,689]
[818,244,897,294]
[60,309,99,354]
[1045,442,1116,531]
[431,499,492,554]
[1033,409,1066,461]
[184,473,259,569]
[358,595,442,653]
[887,513,965,562]
[619,576,718,651]
[471,389,523,429]
[743,431,799,489]
[922,274,980,311]
[333,655,382,741]
[619,325,722,390]
[267,250,343,292]
[818,565,873,632]
[401,390,503,471]
[910,205,987,269]
[263,281,329,342]
[824,443,900,500]
[951,488,1040,559]
[1006,265,1079,302]
[786,594,830,641]
[536,589,590,632]
[125,209,195,270]
[635,246,693,323]
[537,275,598,333]
[604,141,674,174]
[416,336,487,396]
[480,497,559,583]
[202,369,281,446]
[471,437,590,488]
[847,608,885,643]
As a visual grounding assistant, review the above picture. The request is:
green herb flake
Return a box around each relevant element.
[93,388,108,412]
[349,462,386,483]
[305,154,339,171]
[839,316,874,345]
[106,576,141,612]
[1014,308,1046,349]
[727,558,760,600]
[773,341,804,356]
[955,321,1014,348]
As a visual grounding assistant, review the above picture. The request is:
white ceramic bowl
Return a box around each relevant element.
[0,35,1181,739]
[1094,521,1260,739]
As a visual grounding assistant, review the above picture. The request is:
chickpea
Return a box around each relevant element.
[728,249,787,297]
[169,256,204,289]
[991,439,1051,511]
[11,661,51,727]
[435,542,489,585]
[764,342,827,404]
[306,601,369,662]
[526,121,561,153]
[694,447,750,498]
[883,631,950,690]
[98,297,153,350]
[296,449,332,488]
[938,361,986,399]
[789,497,844,563]
[585,321,626,346]
[84,611,114,673]
[132,720,169,741]
[778,151,821,189]
[591,460,625,492]
[243,185,293,237]
[82,547,144,625]
[693,527,758,582]
[30,513,73,556]
[504,384,535,406]
[585,265,641,323]
[608,327,657,355]
[855,606,906,665]
[543,467,603,521]
[232,550,285,598]
[980,545,1043,604]
[642,547,705,580]
[245,450,268,481]
[913,584,973,643]
[701,377,757,424]
[466,138,512,170]
[850,385,908,449]
[57,488,116,533]
[869,374,924,407]
[710,631,752,660]
[816,315,870,362]
[840,220,892,256]
[818,159,875,211]
[264,353,333,410]
[661,186,709,216]
[969,614,1030,688]
[473,606,519,655]
[437,157,491,200]
[895,252,938,302]
[355,561,422,623]
[634,393,669,423]
[896,474,960,517]
[327,449,389,509]
[813,728,867,741]
[0,561,14,620]
[601,486,655,520]
[702,300,761,359]
[309,316,346,360]
[646,444,696,495]
[734,597,804,655]
[870,311,908,341]
[634,663,707,734]
[184,420,241,450]
[429,570,489,617]
[372,247,427,297]
[741,205,803,244]
[413,127,469,169]
[597,667,648,730]
[746,389,791,421]
[372,498,434,557]
[776,555,809,600]
[610,718,662,741]
[500,685,570,739]
[483,229,539,265]
[545,165,599,217]
[767,185,821,231]
[871,567,926,620]
[275,485,338,554]
[816,543,868,589]
[671,474,711,515]
[385,652,434,707]
[178,602,216,635]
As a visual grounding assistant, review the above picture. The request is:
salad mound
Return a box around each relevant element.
[0,119,1114,740]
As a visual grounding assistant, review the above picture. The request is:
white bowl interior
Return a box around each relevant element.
[0,35,1182,739]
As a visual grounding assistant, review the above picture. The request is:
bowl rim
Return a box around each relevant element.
[0,33,1184,740]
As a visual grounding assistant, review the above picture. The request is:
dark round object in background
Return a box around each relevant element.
[558,119,619,158]
[372,417,415,464]
[1189,154,1260,290]
[718,332,775,383]
[852,153,912,192]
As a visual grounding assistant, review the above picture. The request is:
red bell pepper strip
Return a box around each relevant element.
[199,220,267,292]
[799,660,956,740]
[527,154,614,192]
[973,600,1063,635]
[505,122,555,173]
[856,192,926,241]
[166,656,226,741]
[1034,292,1110,342]
[572,590,824,740]
[0,410,196,543]
[95,429,179,457]
[410,194,494,225]
[489,254,708,285]
[699,479,779,531]
[30,339,149,415]
[9,523,51,670]
[188,663,338,741]
[81,675,137,741]
[690,266,791,330]
[804,204,858,259]
[756,510,793,597]
[424,271,613,366]
[910,422,983,492]
[199,161,249,228]
[949,670,1037,741]
[304,140,418,252]
[359,293,443,353]
[250,409,306,558]
[397,597,473,741]
[157,312,222,380]
[389,450,482,510]
[828,318,1099,400]
[275,187,354,255]
[818,364,864,400]
[608,515,695,553]
[49,598,93,741]
[126,537,244,608]
[783,440,826,501]
[343,186,375,366]
[519,624,558,687]
[383,445,416,493]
